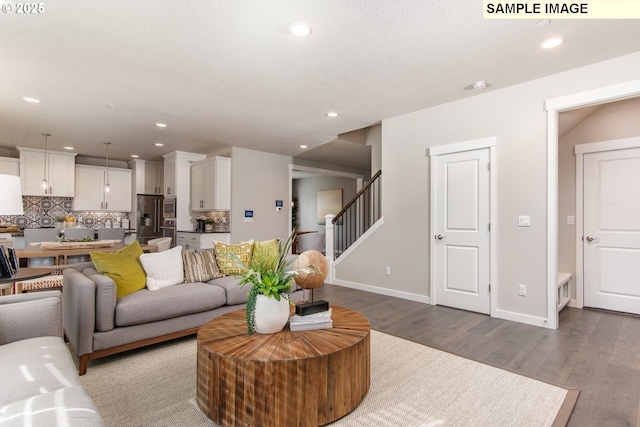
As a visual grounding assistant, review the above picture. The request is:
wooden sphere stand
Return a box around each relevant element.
[293,250,329,316]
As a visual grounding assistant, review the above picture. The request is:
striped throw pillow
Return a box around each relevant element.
[182,249,224,283]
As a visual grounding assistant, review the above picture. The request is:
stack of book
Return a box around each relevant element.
[289,308,333,331]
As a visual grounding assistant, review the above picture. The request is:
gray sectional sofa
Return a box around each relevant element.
[0,290,104,426]
[63,262,305,375]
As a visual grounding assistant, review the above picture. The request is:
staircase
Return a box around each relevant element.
[325,170,381,261]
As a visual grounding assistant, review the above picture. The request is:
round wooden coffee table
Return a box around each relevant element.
[196,305,370,427]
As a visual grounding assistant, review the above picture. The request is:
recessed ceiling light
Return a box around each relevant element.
[541,36,565,49]
[131,154,139,158]
[154,143,164,147]
[21,96,41,103]
[63,146,75,150]
[299,145,308,149]
[473,80,487,90]
[289,22,312,37]
[106,104,117,109]
[155,123,168,128]
[537,19,551,27]
[325,112,339,117]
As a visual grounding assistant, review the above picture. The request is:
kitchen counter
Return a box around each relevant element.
[176,231,229,250]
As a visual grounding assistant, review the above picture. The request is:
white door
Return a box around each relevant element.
[583,147,640,314]
[434,148,491,314]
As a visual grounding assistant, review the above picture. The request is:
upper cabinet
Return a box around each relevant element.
[163,151,206,199]
[191,156,231,211]
[144,161,164,195]
[163,154,176,197]
[73,165,132,212]
[129,159,164,195]
[17,146,77,197]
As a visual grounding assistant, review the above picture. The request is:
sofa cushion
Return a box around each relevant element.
[214,240,254,275]
[115,282,226,327]
[0,336,81,407]
[0,386,104,427]
[91,241,146,298]
[139,245,184,290]
[0,297,61,345]
[207,275,249,305]
[182,249,224,283]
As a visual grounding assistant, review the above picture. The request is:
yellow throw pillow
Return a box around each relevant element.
[214,240,254,276]
[253,238,280,266]
[91,241,146,298]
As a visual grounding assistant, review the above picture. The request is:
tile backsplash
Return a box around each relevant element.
[0,196,129,229]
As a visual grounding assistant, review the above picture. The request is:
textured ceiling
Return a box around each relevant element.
[1,1,640,167]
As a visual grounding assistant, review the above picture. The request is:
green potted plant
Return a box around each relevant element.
[233,230,320,334]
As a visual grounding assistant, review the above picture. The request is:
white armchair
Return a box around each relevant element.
[147,237,172,252]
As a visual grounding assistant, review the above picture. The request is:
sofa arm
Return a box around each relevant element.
[63,268,97,358]
[0,290,62,345]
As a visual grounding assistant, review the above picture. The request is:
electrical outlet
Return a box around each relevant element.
[518,284,527,296]
[518,216,531,227]
[385,267,391,276]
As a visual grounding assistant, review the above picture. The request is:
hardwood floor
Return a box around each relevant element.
[313,284,640,427]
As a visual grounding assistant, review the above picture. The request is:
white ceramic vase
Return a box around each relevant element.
[254,294,290,334]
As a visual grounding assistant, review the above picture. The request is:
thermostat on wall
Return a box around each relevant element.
[275,200,283,212]
[244,210,254,223]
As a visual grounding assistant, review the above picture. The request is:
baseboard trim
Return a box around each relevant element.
[330,279,430,304]
[495,309,548,328]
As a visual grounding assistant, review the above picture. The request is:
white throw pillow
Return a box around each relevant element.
[140,245,184,290]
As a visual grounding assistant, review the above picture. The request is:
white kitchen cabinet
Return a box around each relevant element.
[144,161,164,195]
[129,159,164,195]
[17,146,77,196]
[163,154,176,197]
[163,151,206,232]
[190,156,231,211]
[0,157,19,176]
[73,165,132,211]
[177,232,229,251]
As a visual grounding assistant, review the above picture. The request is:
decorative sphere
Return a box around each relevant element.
[293,250,328,289]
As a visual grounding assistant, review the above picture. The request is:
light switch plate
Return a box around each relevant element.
[518,216,531,227]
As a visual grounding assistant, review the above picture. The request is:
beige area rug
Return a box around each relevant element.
[80,331,578,427]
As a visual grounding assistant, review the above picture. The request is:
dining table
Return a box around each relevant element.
[16,242,157,267]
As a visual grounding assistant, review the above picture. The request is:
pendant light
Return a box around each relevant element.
[42,133,51,190]
[104,142,111,193]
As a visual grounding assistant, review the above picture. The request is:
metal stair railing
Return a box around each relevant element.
[330,170,381,260]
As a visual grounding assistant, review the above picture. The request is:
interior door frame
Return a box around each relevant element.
[575,137,640,309]
[545,79,640,329]
[428,137,497,318]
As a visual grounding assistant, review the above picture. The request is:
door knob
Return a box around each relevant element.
[586,236,598,242]
[436,234,446,240]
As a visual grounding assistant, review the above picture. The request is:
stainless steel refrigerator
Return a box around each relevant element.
[137,194,163,244]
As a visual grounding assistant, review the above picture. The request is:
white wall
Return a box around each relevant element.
[293,176,358,232]
[558,97,640,300]
[230,147,292,242]
[335,51,640,323]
